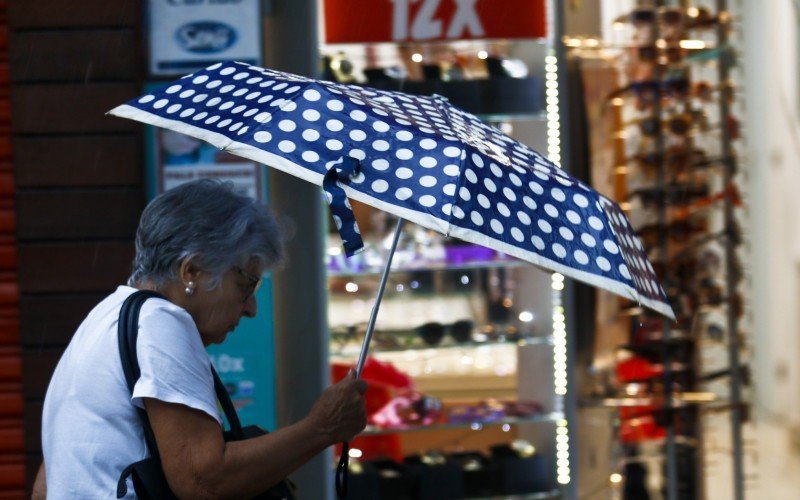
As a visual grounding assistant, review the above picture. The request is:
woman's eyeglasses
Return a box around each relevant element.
[234,266,262,303]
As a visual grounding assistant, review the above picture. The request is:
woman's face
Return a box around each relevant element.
[185,262,263,346]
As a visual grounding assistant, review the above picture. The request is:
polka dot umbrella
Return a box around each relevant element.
[109,60,673,324]
[110,60,674,497]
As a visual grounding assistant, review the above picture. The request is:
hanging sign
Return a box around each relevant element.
[147,0,262,77]
[323,0,546,44]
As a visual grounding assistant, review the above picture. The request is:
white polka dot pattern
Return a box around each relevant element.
[117,61,671,316]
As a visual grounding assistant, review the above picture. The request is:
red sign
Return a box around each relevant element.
[324,0,547,44]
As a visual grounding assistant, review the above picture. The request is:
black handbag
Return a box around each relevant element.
[116,290,295,499]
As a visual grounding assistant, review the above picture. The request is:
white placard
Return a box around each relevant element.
[163,163,261,199]
[148,0,261,77]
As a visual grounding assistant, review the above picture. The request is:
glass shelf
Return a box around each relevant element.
[580,392,718,409]
[331,336,554,357]
[466,489,563,500]
[360,412,564,437]
[328,257,531,278]
[478,110,547,122]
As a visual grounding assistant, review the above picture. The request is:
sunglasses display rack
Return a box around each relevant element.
[327,226,568,499]
[320,3,577,496]
[577,1,752,499]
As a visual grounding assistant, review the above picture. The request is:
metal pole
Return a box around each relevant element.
[355,218,405,377]
[648,1,679,497]
[715,1,745,498]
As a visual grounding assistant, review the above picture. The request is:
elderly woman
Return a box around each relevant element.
[35,179,368,498]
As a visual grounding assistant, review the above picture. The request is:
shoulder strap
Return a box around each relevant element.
[211,364,243,439]
[118,290,166,459]
[117,290,244,447]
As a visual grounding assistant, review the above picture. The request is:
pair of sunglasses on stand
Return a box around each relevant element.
[631,148,738,177]
[415,320,474,346]
[628,181,711,208]
[636,217,710,249]
[633,110,739,138]
[618,6,728,35]
[625,112,695,137]
[611,78,736,111]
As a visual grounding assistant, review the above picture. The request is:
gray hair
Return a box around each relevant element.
[128,179,286,289]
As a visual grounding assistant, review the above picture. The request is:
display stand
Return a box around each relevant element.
[715,0,744,497]
[319,2,574,497]
[565,2,749,499]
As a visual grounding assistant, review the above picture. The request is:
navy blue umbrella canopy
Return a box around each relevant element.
[109,61,674,319]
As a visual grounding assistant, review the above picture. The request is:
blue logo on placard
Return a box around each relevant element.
[175,21,237,54]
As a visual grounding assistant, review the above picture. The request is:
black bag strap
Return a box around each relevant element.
[117,290,244,451]
[118,290,166,460]
[211,362,243,439]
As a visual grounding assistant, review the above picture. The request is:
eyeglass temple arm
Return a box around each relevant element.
[355,217,405,378]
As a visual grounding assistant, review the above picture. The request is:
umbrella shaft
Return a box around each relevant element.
[355,218,406,377]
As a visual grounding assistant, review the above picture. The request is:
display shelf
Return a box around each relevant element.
[331,336,554,357]
[328,256,530,278]
[478,110,548,122]
[361,412,564,437]
[466,489,563,500]
[580,392,717,409]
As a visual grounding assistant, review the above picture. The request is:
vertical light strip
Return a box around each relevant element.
[547,45,570,485]
[544,55,561,165]
[552,273,570,485]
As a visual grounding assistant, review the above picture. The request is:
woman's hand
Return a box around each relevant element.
[307,371,368,443]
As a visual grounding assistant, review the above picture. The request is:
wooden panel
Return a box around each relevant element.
[18,242,134,293]
[20,294,104,348]
[0,460,25,491]
[11,83,140,134]
[16,189,143,240]
[10,31,138,82]
[21,348,61,400]
[22,402,41,453]
[0,423,24,453]
[14,135,141,187]
[0,347,21,382]
[0,392,22,419]
[8,0,140,29]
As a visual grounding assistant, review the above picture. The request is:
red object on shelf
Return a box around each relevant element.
[332,358,415,462]
[616,355,664,383]
[620,414,667,444]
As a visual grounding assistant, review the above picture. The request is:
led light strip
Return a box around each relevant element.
[551,272,570,484]
[545,55,561,165]
[547,45,570,486]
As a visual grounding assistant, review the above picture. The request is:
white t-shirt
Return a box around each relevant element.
[42,286,222,499]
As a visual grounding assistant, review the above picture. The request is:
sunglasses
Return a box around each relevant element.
[415,320,475,346]
[234,266,262,303]
[630,146,712,174]
[620,6,726,31]
[628,180,711,209]
[636,218,710,249]
[636,44,686,65]
[635,113,695,137]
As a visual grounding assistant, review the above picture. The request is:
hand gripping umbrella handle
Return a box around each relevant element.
[335,217,405,499]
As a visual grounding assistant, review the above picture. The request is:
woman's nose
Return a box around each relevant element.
[242,294,257,318]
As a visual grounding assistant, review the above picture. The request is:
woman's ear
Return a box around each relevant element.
[177,256,202,286]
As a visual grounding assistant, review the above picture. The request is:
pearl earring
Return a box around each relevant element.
[184,281,195,296]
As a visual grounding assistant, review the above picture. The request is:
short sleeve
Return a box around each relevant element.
[131,299,222,424]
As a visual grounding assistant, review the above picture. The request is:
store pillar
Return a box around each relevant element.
[262,1,333,499]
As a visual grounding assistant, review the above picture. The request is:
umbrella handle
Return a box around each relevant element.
[335,217,404,499]
[355,217,405,377]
